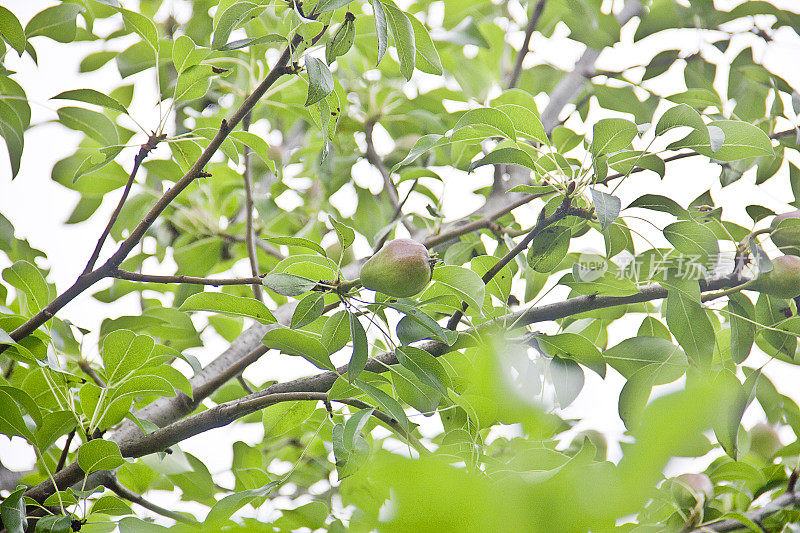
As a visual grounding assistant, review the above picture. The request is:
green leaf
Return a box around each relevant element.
[25,4,84,43]
[392,133,444,170]
[217,34,285,51]
[712,369,755,459]
[2,260,51,314]
[314,0,356,14]
[51,89,128,115]
[590,189,621,231]
[536,333,606,378]
[212,1,261,50]
[180,292,277,324]
[604,336,688,385]
[355,379,409,431]
[371,0,388,64]
[728,292,755,364]
[343,408,374,449]
[32,515,72,532]
[348,312,368,382]
[57,106,119,145]
[664,291,715,366]
[468,147,535,173]
[527,226,571,272]
[262,328,334,370]
[330,217,356,249]
[174,64,218,102]
[322,310,351,354]
[667,120,774,161]
[91,495,134,516]
[0,488,27,533]
[663,220,718,267]
[0,388,33,440]
[655,103,709,138]
[291,293,325,329]
[326,15,356,64]
[431,265,485,313]
[262,273,319,297]
[383,1,415,80]
[229,131,276,173]
[625,194,686,216]
[101,329,154,387]
[551,356,584,408]
[305,55,334,107]
[407,14,442,75]
[0,100,24,178]
[206,483,279,525]
[116,7,159,51]
[591,118,637,155]
[263,401,315,437]
[77,439,124,474]
[0,7,26,55]
[454,107,517,142]
[396,346,449,395]
[385,300,458,346]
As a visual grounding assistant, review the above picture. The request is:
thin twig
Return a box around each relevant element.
[82,133,165,275]
[217,232,284,259]
[423,193,540,248]
[506,0,547,89]
[365,118,400,208]
[241,112,263,302]
[102,472,196,524]
[55,430,76,473]
[374,178,420,252]
[113,269,263,286]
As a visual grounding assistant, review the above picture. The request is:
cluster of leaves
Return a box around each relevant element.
[2,0,800,531]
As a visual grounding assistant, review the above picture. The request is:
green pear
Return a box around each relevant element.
[360,239,433,298]
[751,255,800,299]
[671,473,714,508]
[770,210,800,256]
[748,423,782,462]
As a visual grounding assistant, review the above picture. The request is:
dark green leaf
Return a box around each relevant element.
[305,55,334,107]
[348,312,368,382]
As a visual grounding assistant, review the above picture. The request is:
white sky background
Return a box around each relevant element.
[2,0,800,524]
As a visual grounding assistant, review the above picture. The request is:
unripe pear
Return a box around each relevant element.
[671,473,714,508]
[360,239,433,298]
[748,423,782,462]
[751,255,800,299]
[770,210,800,256]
